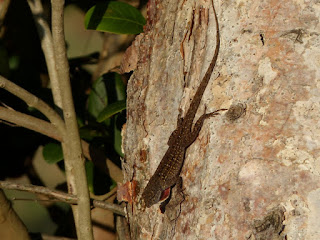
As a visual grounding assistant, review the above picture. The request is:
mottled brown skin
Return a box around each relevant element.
[142,2,223,208]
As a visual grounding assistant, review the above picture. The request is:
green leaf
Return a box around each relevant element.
[97,100,126,123]
[88,76,108,119]
[110,179,117,191]
[43,143,63,164]
[115,73,126,101]
[85,161,94,193]
[84,1,146,34]
[79,126,105,141]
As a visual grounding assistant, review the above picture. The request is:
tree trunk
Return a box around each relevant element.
[122,0,320,239]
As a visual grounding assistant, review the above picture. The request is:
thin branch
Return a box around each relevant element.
[51,0,93,238]
[26,0,62,107]
[0,106,61,141]
[0,76,66,138]
[90,186,117,201]
[0,105,123,183]
[91,199,125,216]
[0,181,125,216]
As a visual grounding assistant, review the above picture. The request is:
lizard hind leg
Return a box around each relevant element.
[160,177,185,214]
[183,108,227,147]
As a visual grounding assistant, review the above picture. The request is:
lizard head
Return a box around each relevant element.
[141,178,163,208]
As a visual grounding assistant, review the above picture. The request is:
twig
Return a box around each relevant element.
[0,103,123,183]
[90,186,117,201]
[26,0,62,107]
[0,76,66,137]
[0,181,125,216]
[0,106,61,141]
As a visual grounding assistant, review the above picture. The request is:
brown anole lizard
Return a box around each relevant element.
[142,2,225,208]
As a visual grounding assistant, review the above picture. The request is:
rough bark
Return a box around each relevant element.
[122,0,320,239]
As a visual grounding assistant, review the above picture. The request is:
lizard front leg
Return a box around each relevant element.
[183,108,227,147]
